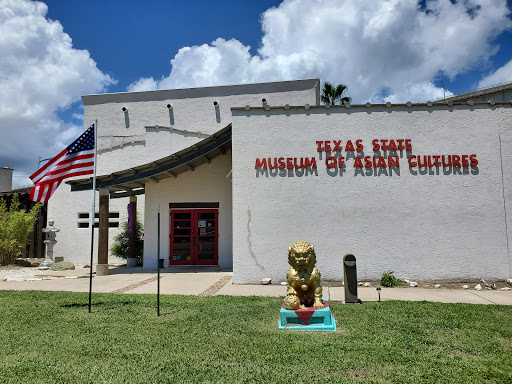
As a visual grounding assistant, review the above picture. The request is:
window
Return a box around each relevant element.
[77,211,120,229]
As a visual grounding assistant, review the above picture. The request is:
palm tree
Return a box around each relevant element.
[321,82,351,105]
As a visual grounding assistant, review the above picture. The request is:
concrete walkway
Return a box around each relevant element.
[1,266,511,305]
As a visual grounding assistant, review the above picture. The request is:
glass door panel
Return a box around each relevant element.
[169,210,193,265]
[193,209,218,265]
[197,252,216,260]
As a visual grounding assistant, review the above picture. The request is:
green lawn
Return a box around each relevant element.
[0,291,511,383]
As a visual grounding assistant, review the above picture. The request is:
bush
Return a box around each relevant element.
[111,220,144,265]
[51,261,75,271]
[380,270,402,287]
[14,259,32,267]
[0,194,42,265]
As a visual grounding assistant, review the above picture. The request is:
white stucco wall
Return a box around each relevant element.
[231,104,512,283]
[86,89,317,175]
[83,79,319,177]
[143,151,232,269]
[0,167,13,192]
[47,186,144,266]
[48,80,318,266]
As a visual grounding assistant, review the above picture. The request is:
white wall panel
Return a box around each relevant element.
[144,152,232,269]
[232,104,512,283]
[48,80,317,267]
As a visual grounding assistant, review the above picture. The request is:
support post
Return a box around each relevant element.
[36,212,43,259]
[127,195,138,266]
[97,188,110,276]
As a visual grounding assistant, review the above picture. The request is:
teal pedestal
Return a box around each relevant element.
[278,298,336,332]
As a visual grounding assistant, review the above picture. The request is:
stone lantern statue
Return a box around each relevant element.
[40,220,60,267]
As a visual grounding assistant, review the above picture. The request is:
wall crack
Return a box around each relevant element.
[97,135,146,154]
[145,125,210,138]
[247,208,264,271]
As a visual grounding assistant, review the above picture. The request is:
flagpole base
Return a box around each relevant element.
[96,264,109,276]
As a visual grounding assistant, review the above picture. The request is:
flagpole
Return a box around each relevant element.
[88,119,98,313]
[157,200,161,316]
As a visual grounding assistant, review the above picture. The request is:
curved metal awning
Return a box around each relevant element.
[67,124,231,199]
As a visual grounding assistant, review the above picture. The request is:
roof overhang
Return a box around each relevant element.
[433,81,512,103]
[67,124,231,198]
[81,79,320,105]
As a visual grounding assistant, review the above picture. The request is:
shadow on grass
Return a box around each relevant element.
[61,300,136,309]
[61,302,105,308]
[156,308,183,317]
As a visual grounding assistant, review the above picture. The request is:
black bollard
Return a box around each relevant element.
[343,253,361,304]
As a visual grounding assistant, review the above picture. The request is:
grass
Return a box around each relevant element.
[0,291,511,383]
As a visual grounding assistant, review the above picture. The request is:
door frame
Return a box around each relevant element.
[169,205,219,266]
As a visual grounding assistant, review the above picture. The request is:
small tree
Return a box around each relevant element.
[321,82,351,105]
[380,270,402,287]
[0,194,42,265]
[111,220,144,265]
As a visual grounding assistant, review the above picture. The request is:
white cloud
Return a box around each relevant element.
[128,0,511,103]
[0,0,115,187]
[383,81,453,104]
[478,58,512,88]
[127,77,158,92]
[72,113,84,121]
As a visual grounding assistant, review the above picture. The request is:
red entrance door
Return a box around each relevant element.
[169,209,218,265]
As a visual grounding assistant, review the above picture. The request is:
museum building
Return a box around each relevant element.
[49,78,512,283]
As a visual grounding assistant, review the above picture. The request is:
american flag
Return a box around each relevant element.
[29,124,95,203]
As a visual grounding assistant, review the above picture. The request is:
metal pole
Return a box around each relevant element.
[38,157,52,169]
[157,200,161,316]
[89,120,98,313]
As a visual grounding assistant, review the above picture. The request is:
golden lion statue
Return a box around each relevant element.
[284,240,324,310]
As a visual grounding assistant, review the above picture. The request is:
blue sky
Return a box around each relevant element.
[1,0,512,187]
[44,0,281,92]
[44,0,512,103]
[43,0,512,93]
[43,0,282,123]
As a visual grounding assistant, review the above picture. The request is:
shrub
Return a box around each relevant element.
[14,259,32,267]
[111,220,144,265]
[0,194,42,265]
[51,261,75,271]
[380,270,402,287]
